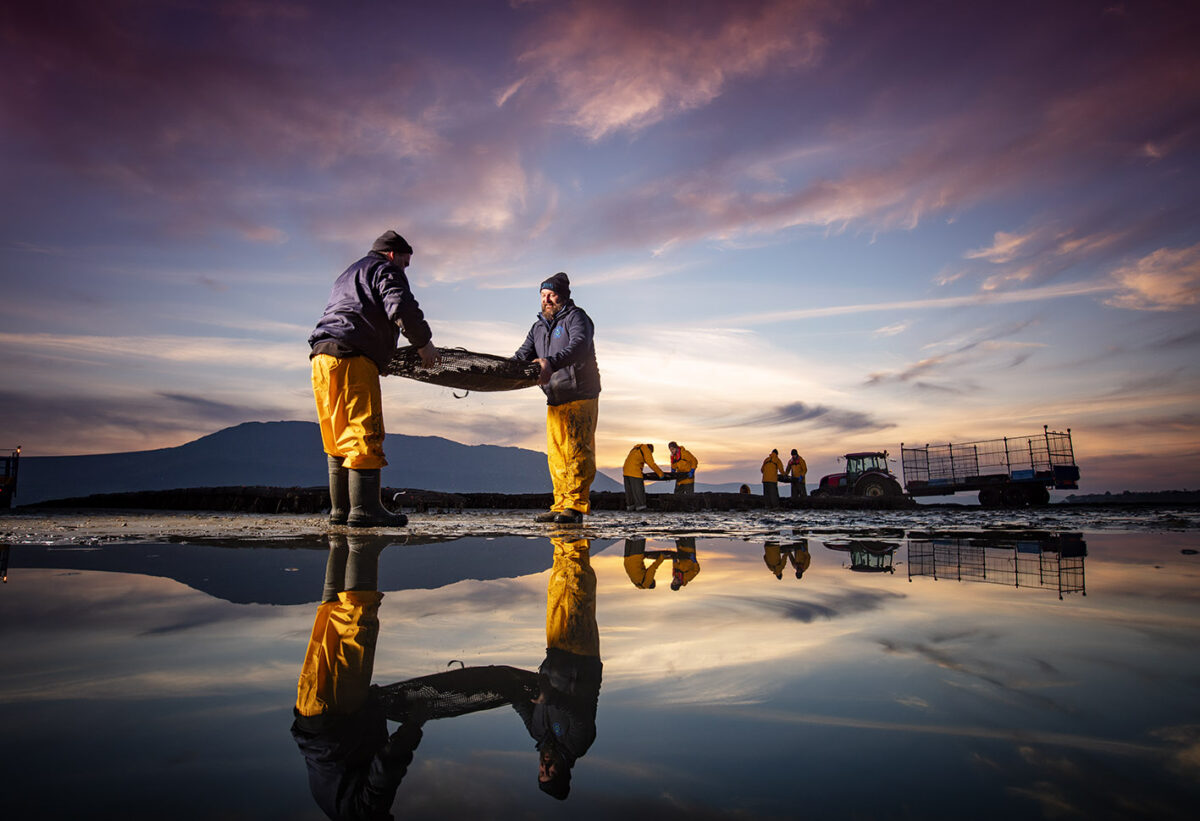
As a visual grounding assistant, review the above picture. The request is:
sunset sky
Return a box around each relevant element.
[2,0,1198,493]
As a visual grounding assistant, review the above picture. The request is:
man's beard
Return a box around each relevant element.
[541,302,563,320]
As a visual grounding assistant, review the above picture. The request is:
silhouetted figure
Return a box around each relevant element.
[291,534,425,821]
[669,537,700,591]
[623,537,666,589]
[513,536,602,800]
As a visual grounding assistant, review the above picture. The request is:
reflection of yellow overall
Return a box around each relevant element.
[546,398,599,514]
[623,538,665,589]
[764,543,786,579]
[295,590,382,717]
[547,537,599,657]
[789,545,812,578]
[671,538,700,589]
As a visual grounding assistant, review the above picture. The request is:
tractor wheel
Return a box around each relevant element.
[857,477,898,498]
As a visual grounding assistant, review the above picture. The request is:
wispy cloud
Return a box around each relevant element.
[1105,243,1200,311]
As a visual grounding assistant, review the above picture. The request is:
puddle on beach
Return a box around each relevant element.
[2,514,1199,819]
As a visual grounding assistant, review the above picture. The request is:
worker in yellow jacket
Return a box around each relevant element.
[622,444,663,511]
[785,449,807,498]
[668,441,698,494]
[761,449,784,508]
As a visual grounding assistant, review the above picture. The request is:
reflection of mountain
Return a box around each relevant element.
[5,537,615,605]
[14,421,622,505]
[906,532,1086,599]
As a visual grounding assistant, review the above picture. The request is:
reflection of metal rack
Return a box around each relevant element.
[1,446,19,510]
[907,534,1086,599]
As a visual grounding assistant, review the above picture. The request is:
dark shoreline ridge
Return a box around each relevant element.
[17,486,916,513]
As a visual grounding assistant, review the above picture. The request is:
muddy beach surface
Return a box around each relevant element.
[3,502,1197,545]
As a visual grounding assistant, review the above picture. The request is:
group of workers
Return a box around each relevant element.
[308,227,812,528]
[621,441,697,510]
[761,448,808,507]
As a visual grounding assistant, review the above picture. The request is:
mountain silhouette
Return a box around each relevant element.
[14,420,621,505]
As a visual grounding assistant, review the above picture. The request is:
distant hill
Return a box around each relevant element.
[13,421,622,505]
[1064,489,1200,504]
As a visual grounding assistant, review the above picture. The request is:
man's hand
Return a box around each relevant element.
[535,357,552,386]
[418,342,441,368]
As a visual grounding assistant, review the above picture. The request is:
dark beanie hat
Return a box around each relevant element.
[371,230,414,255]
[539,272,570,299]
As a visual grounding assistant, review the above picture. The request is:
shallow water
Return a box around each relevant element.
[2,515,1199,819]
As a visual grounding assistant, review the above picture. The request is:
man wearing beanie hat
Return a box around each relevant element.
[514,272,601,524]
[309,230,440,528]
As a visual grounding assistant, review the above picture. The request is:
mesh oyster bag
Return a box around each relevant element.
[377,664,537,721]
[386,346,541,391]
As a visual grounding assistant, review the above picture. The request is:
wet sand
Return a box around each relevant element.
[3,502,1197,545]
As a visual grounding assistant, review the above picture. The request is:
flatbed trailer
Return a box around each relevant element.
[1,446,19,510]
[901,427,1079,507]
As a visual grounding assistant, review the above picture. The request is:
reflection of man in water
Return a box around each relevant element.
[764,539,811,580]
[669,537,700,591]
[513,536,602,800]
[291,534,426,821]
[788,540,812,579]
[623,537,666,589]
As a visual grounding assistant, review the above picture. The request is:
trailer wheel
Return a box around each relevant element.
[1001,485,1029,508]
[979,487,1003,508]
[1029,485,1050,506]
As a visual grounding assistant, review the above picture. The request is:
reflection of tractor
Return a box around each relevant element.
[812,451,903,498]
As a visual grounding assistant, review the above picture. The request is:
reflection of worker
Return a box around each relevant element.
[788,540,812,579]
[309,231,440,528]
[291,534,426,820]
[623,537,666,589]
[763,541,786,579]
[668,441,698,494]
[513,536,603,801]
[669,537,700,591]
[785,449,807,498]
[622,444,663,511]
[514,273,601,525]
[761,449,784,508]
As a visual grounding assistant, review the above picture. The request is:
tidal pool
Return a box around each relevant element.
[2,520,1199,819]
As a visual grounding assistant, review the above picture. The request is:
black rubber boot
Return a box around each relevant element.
[345,534,391,591]
[534,510,559,522]
[322,534,349,602]
[348,469,408,528]
[327,455,349,525]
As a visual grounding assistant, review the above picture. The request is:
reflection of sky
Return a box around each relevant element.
[2,531,1199,817]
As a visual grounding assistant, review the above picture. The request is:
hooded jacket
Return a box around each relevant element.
[309,251,432,374]
[514,300,602,406]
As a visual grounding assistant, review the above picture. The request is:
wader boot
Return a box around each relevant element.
[348,469,408,528]
[327,455,349,526]
[345,534,389,591]
[322,534,349,602]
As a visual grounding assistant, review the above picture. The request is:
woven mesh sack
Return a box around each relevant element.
[386,346,541,392]
[377,665,537,721]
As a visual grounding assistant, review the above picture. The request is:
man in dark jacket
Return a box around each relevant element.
[513,273,601,524]
[309,230,439,527]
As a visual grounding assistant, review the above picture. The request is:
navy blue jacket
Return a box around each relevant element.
[511,648,602,768]
[291,691,423,821]
[309,252,432,374]
[514,301,601,406]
